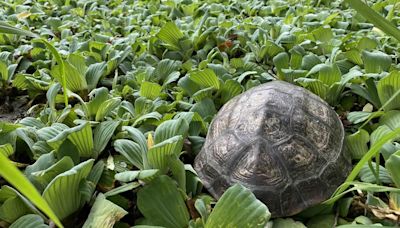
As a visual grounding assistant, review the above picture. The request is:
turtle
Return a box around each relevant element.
[194,80,352,218]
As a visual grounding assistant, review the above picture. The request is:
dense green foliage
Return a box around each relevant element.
[0,0,400,227]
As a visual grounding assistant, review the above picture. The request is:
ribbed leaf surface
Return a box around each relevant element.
[154,118,189,144]
[95,98,121,121]
[9,214,49,228]
[114,139,144,170]
[137,175,189,228]
[93,120,120,158]
[147,136,182,172]
[67,122,94,158]
[205,184,270,228]
[140,81,162,100]
[377,71,400,111]
[42,159,94,220]
[346,129,369,160]
[157,22,184,51]
[221,79,243,104]
[0,154,63,227]
[189,69,220,89]
[0,143,13,157]
[82,193,127,228]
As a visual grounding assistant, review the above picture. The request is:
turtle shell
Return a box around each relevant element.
[194,80,351,217]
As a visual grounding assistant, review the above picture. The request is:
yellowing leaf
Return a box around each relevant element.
[16,12,31,20]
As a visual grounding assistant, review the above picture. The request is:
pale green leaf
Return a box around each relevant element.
[93,120,120,158]
[47,122,94,158]
[9,214,49,228]
[114,139,145,170]
[189,69,220,90]
[221,79,243,104]
[95,98,121,121]
[30,156,74,192]
[82,193,128,228]
[377,71,400,111]
[140,81,163,100]
[346,130,369,160]
[362,51,391,74]
[115,169,160,183]
[154,118,189,144]
[86,62,107,90]
[147,136,183,173]
[42,159,94,220]
[157,22,184,51]
[205,184,270,228]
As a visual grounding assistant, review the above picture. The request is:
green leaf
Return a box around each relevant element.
[205,184,270,228]
[0,153,63,227]
[380,111,400,130]
[190,98,217,121]
[103,182,141,197]
[9,214,49,228]
[315,63,342,86]
[0,22,38,37]
[87,87,109,117]
[347,111,383,124]
[0,143,13,157]
[154,118,189,144]
[273,52,289,80]
[361,51,391,74]
[189,69,220,90]
[147,136,183,173]
[93,120,120,158]
[67,122,94,158]
[34,39,68,106]
[0,187,31,223]
[170,158,186,193]
[192,87,214,102]
[30,156,75,192]
[330,127,400,201]
[114,139,145,170]
[220,79,243,104]
[137,175,190,228]
[54,54,88,92]
[42,159,94,220]
[95,98,121,121]
[0,61,8,81]
[346,130,369,160]
[359,162,392,184]
[82,193,128,228]
[157,22,185,51]
[123,126,148,155]
[115,169,160,183]
[345,0,400,41]
[295,78,328,99]
[86,62,107,90]
[140,81,163,100]
[386,152,400,188]
[377,71,400,111]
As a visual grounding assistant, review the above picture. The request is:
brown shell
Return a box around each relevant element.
[194,81,351,217]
